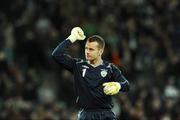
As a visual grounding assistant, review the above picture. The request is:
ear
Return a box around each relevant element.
[99,48,104,56]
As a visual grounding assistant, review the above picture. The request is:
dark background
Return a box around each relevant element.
[0,0,179,119]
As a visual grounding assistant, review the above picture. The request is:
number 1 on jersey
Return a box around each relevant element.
[82,69,87,77]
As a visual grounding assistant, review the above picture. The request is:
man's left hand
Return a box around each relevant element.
[103,82,121,95]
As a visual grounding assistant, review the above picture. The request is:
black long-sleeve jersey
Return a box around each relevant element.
[52,39,130,109]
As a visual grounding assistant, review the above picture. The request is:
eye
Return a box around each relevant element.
[89,48,94,51]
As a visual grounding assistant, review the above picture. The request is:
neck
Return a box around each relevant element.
[88,58,103,67]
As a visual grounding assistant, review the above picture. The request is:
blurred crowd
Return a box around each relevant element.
[0,0,179,120]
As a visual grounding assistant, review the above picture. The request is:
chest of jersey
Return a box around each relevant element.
[78,64,112,88]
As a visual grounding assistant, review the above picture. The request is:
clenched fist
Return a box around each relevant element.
[67,27,86,43]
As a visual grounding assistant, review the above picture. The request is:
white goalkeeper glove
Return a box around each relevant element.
[67,27,86,43]
[103,82,121,95]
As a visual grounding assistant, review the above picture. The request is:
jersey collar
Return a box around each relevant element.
[86,60,104,68]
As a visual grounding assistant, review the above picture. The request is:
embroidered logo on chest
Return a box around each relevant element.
[100,69,107,77]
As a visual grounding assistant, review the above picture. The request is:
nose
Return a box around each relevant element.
[86,51,89,55]
[86,49,90,54]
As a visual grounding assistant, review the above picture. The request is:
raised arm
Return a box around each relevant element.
[51,27,86,72]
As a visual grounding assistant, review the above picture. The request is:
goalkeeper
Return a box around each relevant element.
[52,27,130,120]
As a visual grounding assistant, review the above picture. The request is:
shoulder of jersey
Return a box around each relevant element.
[103,60,113,67]
[75,58,86,64]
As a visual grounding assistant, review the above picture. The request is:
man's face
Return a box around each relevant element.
[85,41,103,61]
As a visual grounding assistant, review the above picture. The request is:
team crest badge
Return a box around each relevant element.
[101,70,107,77]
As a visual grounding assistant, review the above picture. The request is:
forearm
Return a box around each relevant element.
[52,26,85,57]
[52,39,72,58]
[51,27,85,72]
[119,79,130,92]
[51,39,76,72]
[111,64,130,92]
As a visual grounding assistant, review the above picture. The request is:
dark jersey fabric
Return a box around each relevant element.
[52,39,130,109]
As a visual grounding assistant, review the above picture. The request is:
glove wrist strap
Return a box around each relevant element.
[67,35,77,43]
